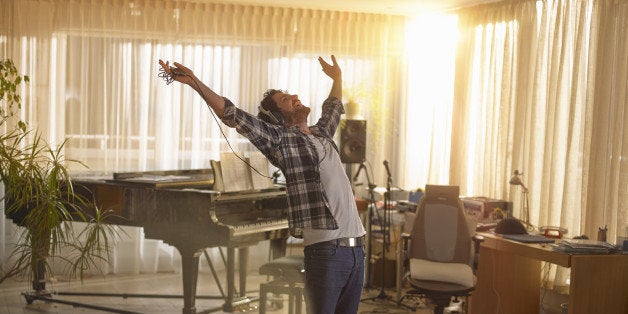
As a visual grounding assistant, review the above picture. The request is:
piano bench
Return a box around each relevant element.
[258,255,305,314]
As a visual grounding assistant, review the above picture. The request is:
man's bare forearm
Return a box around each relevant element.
[328,76,342,101]
[158,60,226,117]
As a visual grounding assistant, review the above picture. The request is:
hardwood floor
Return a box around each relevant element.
[0,267,570,314]
[0,270,429,314]
[0,237,567,314]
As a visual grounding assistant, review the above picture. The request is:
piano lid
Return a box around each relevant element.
[108,168,214,188]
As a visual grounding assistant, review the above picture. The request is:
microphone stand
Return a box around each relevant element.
[361,161,393,303]
[354,162,377,289]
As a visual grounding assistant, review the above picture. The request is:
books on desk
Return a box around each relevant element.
[502,233,555,243]
[551,239,619,254]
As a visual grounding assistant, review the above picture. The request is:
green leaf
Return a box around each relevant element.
[1,59,110,287]
[18,120,27,132]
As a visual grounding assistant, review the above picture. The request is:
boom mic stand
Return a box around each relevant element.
[361,160,394,303]
[353,162,377,289]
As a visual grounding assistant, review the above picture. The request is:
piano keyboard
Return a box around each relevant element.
[232,218,289,236]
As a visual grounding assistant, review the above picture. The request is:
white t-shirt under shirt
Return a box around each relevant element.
[302,135,366,246]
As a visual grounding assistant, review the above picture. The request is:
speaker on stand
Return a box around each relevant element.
[339,119,366,164]
[339,118,367,209]
[338,119,373,288]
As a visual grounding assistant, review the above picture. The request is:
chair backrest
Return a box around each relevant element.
[409,184,471,264]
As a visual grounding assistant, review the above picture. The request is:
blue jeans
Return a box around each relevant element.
[303,242,365,314]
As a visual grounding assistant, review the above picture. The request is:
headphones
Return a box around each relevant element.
[258,105,284,125]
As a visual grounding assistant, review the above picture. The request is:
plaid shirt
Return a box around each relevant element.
[220,97,344,238]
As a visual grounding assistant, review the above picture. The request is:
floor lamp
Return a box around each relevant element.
[509,170,533,230]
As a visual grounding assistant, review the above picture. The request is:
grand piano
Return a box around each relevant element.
[71,168,290,314]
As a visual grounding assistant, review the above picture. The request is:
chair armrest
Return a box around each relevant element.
[398,233,412,268]
[396,233,412,302]
[398,233,412,264]
[471,234,484,272]
[400,232,411,249]
[472,234,484,253]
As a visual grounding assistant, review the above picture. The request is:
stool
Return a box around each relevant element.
[258,255,305,314]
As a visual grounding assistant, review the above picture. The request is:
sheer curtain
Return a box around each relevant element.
[0,0,406,174]
[452,0,627,245]
[448,0,628,289]
[0,0,405,273]
[585,0,628,248]
[398,14,459,189]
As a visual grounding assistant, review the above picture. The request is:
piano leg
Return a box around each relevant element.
[180,247,202,314]
[225,247,235,312]
[180,240,289,313]
[222,246,254,312]
[239,247,248,299]
[224,247,249,312]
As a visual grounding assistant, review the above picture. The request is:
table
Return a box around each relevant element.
[470,232,628,314]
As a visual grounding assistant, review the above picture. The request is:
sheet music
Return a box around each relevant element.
[219,152,253,192]
[210,160,224,192]
[248,151,273,190]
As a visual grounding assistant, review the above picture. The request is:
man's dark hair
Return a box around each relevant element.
[258,89,285,124]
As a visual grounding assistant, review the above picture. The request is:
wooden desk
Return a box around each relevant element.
[470,232,628,314]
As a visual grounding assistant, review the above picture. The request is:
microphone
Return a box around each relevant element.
[353,164,364,181]
[383,160,392,178]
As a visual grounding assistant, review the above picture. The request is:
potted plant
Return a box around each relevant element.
[0,58,116,296]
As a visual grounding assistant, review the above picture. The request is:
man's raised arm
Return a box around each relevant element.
[318,55,342,101]
[158,59,226,117]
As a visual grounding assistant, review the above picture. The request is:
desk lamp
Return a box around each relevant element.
[509,170,532,229]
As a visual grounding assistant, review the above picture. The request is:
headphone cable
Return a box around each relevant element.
[159,66,274,180]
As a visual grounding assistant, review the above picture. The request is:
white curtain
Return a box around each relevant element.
[584,0,628,247]
[0,0,406,273]
[450,0,627,247]
[398,14,459,188]
[0,0,406,174]
[398,0,627,291]
[445,0,628,290]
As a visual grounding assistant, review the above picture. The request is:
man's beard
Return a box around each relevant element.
[284,106,311,126]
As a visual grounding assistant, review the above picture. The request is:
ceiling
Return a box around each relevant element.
[209,0,499,16]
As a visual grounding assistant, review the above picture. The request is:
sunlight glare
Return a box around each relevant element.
[404,13,458,188]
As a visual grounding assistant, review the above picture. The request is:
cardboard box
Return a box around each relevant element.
[461,197,512,223]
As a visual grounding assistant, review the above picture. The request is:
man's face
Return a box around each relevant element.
[272,92,310,125]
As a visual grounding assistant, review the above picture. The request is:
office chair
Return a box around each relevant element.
[397,185,476,314]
